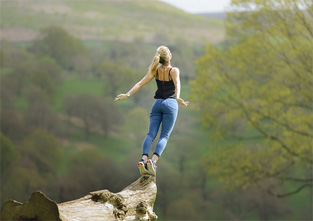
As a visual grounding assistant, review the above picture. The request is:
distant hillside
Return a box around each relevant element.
[0,0,225,44]
[197,12,226,20]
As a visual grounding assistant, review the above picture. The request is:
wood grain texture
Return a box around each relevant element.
[1,175,157,221]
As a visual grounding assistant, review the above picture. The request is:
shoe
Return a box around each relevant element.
[137,159,149,175]
[147,159,157,176]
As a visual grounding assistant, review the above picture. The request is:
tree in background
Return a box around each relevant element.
[70,53,92,77]
[63,94,77,126]
[1,165,44,205]
[1,130,61,204]
[0,134,18,180]
[97,61,139,98]
[123,107,149,147]
[63,94,120,139]
[0,75,17,109]
[97,98,122,137]
[21,130,61,174]
[167,199,199,220]
[0,41,34,71]
[108,40,151,70]
[60,148,104,200]
[1,110,24,141]
[24,56,62,104]
[192,0,312,197]
[0,48,35,98]
[203,186,291,220]
[30,26,87,70]
[35,56,63,85]
[170,39,199,81]
[155,161,183,219]
[0,42,61,107]
[24,100,61,135]
[60,148,126,202]
[27,71,56,103]
[132,85,155,109]
[63,94,100,139]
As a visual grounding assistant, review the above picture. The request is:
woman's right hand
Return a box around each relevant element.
[177,98,190,107]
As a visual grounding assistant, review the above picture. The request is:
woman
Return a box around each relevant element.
[115,46,189,176]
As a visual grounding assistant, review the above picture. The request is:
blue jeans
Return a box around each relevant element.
[142,98,178,157]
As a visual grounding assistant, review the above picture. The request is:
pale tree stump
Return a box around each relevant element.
[1,175,157,220]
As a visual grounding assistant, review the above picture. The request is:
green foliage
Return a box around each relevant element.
[28,71,56,103]
[0,134,18,177]
[170,39,203,80]
[55,77,105,111]
[35,56,62,84]
[63,94,121,139]
[1,167,45,204]
[0,48,5,67]
[97,61,140,98]
[1,15,311,220]
[24,101,61,134]
[192,0,313,197]
[30,26,87,69]
[0,110,24,141]
[0,41,34,70]
[61,148,126,200]
[0,43,35,103]
[0,74,17,109]
[167,199,199,220]
[21,129,61,174]
[0,42,61,107]
[123,107,149,147]
[68,147,102,168]
[106,41,152,71]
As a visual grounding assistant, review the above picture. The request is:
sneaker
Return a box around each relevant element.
[137,159,149,175]
[147,159,157,176]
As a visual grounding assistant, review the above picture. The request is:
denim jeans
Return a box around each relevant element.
[142,98,178,157]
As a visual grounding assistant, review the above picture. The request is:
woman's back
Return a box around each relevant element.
[155,66,173,81]
[154,66,175,99]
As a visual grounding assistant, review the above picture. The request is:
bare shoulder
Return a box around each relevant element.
[170,67,180,77]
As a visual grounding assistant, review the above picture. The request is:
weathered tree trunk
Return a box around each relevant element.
[1,175,157,220]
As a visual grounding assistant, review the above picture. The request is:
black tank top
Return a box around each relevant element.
[154,67,176,99]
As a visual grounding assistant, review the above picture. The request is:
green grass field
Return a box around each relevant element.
[54,77,105,111]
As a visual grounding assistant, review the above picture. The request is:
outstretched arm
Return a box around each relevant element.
[171,68,190,106]
[115,71,154,101]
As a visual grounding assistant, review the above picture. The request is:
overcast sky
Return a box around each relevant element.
[160,0,231,13]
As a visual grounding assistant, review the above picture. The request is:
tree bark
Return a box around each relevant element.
[1,175,157,221]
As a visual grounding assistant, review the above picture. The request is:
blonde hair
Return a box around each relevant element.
[149,46,172,77]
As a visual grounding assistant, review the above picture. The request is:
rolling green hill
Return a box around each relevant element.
[0,0,225,44]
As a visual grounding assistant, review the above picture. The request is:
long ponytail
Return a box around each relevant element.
[149,55,160,77]
[149,46,171,77]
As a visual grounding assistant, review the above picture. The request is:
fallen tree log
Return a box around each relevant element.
[1,175,157,220]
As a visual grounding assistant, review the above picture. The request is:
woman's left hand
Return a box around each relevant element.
[114,94,128,101]
[177,98,190,107]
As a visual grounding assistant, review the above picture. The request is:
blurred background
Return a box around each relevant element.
[0,0,312,220]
